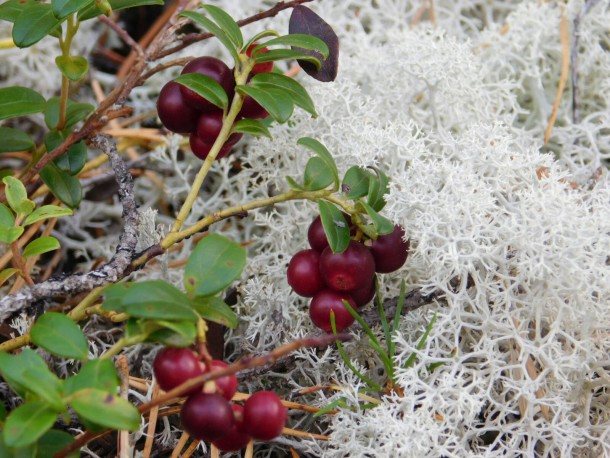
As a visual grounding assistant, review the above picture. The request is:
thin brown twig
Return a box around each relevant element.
[98,15,143,56]
[169,432,190,458]
[142,384,160,458]
[117,355,131,458]
[181,439,200,458]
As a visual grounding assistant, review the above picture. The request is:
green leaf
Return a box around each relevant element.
[297,137,339,187]
[367,166,390,212]
[3,176,35,217]
[191,296,238,329]
[236,85,293,123]
[232,119,272,139]
[184,234,246,297]
[69,388,140,431]
[78,0,163,21]
[102,281,198,321]
[52,0,93,19]
[23,236,60,258]
[0,127,34,153]
[23,205,72,226]
[0,86,46,121]
[30,312,88,359]
[253,48,322,70]
[285,176,305,191]
[55,55,89,81]
[179,11,238,61]
[3,402,58,449]
[40,163,82,209]
[357,202,394,237]
[36,429,79,458]
[65,359,119,395]
[242,30,280,51]
[45,97,94,130]
[0,0,39,23]
[0,203,15,226]
[200,4,242,49]
[318,201,350,253]
[12,4,62,48]
[342,166,372,198]
[250,72,317,117]
[0,268,19,286]
[303,156,334,191]
[44,131,87,175]
[0,225,23,244]
[173,73,228,110]
[255,34,329,59]
[146,320,197,347]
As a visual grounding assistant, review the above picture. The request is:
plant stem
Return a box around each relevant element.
[57,16,80,131]
[101,335,147,359]
[10,241,33,286]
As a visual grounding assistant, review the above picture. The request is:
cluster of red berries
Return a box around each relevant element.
[153,347,287,451]
[287,216,409,332]
[156,45,272,160]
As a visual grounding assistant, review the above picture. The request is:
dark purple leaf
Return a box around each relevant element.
[289,6,339,82]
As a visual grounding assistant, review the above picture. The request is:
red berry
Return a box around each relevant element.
[196,112,243,146]
[157,82,199,134]
[350,276,376,308]
[369,225,409,273]
[189,133,233,160]
[204,360,237,401]
[243,391,287,441]
[239,95,269,119]
[153,347,204,395]
[181,392,234,442]
[180,57,235,111]
[287,249,325,297]
[319,241,375,292]
[309,289,356,332]
[246,44,274,75]
[213,404,252,452]
[307,215,354,252]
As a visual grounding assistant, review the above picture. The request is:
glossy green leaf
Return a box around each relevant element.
[367,166,390,211]
[40,163,82,209]
[12,4,62,48]
[44,131,87,175]
[179,11,238,61]
[303,156,334,191]
[78,0,163,21]
[342,166,372,198]
[250,72,317,117]
[297,137,339,187]
[0,268,19,286]
[70,388,140,431]
[242,30,280,51]
[23,205,72,226]
[236,85,293,123]
[0,203,15,226]
[45,97,94,130]
[255,34,329,59]
[173,73,228,110]
[102,280,197,321]
[184,234,246,297]
[285,176,305,191]
[3,176,35,217]
[0,86,45,121]
[52,0,93,19]
[36,429,79,458]
[55,55,89,81]
[3,402,58,449]
[23,236,60,258]
[30,311,88,359]
[0,0,39,23]
[253,48,322,70]
[0,349,56,397]
[200,4,242,49]
[65,359,119,395]
[232,119,272,139]
[357,202,394,236]
[191,296,238,329]
[318,200,350,253]
[0,225,23,244]
[0,127,34,153]
[147,320,197,347]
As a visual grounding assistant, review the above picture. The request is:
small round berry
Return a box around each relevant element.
[157,82,199,133]
[350,276,376,308]
[243,391,287,441]
[287,249,325,297]
[246,44,274,75]
[369,225,409,273]
[309,289,356,332]
[213,404,252,452]
[189,133,232,160]
[239,95,269,119]
[319,241,376,292]
[196,112,243,146]
[180,393,234,442]
[180,57,235,111]
[205,360,238,401]
[153,347,204,395]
